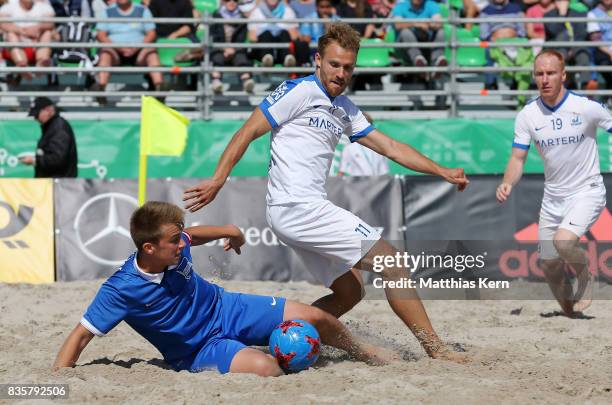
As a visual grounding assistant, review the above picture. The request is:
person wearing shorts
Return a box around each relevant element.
[184,23,469,363]
[497,49,612,316]
[92,0,165,104]
[0,0,55,81]
[53,202,389,375]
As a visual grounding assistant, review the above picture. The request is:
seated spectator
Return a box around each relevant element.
[209,0,255,94]
[587,0,611,95]
[248,0,300,67]
[92,0,165,103]
[544,0,594,89]
[336,0,376,38]
[370,0,396,38]
[299,0,337,44]
[289,0,316,18]
[462,0,490,30]
[480,0,525,41]
[0,0,55,81]
[81,0,113,18]
[149,0,197,41]
[392,0,446,78]
[479,0,525,90]
[49,0,82,17]
[525,0,555,40]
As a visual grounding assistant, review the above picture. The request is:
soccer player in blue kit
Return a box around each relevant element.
[497,50,612,316]
[184,23,469,363]
[53,202,391,376]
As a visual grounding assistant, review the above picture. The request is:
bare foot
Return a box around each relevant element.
[430,347,469,364]
[573,271,594,313]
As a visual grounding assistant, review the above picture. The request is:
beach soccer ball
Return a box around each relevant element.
[269,319,320,372]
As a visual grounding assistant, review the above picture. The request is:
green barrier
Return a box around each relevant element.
[1,119,610,178]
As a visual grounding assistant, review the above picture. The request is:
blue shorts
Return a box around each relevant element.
[189,291,286,374]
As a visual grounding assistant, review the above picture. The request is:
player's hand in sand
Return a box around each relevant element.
[496,182,512,203]
[223,225,245,255]
[183,178,224,212]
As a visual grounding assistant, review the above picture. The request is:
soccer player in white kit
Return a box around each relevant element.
[185,23,469,362]
[497,50,612,316]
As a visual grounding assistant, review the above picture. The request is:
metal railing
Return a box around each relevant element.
[0,13,610,119]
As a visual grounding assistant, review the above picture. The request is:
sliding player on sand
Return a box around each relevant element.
[54,202,393,376]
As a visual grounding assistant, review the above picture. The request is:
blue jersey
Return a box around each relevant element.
[81,232,224,366]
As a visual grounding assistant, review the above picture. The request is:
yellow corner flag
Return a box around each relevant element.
[139,96,190,205]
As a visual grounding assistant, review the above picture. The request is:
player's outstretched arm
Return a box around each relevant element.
[358,129,469,191]
[53,324,94,370]
[183,108,272,212]
[496,147,528,203]
[185,225,245,254]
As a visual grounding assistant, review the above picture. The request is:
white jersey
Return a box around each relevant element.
[259,74,374,205]
[513,91,612,198]
[339,142,389,176]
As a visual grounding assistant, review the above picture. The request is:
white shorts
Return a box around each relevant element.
[267,200,382,287]
[538,183,606,260]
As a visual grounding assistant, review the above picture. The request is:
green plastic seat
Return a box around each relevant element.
[448,0,464,10]
[439,3,449,18]
[444,38,486,67]
[356,38,391,67]
[156,37,196,67]
[193,0,218,13]
[569,0,588,12]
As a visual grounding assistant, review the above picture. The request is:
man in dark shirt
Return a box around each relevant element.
[19,97,78,178]
[148,0,196,41]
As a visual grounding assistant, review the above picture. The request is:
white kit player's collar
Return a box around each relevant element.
[540,88,570,113]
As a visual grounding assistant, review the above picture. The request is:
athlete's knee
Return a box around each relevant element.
[251,355,284,377]
[552,238,578,259]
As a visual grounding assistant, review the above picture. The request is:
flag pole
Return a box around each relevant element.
[139,95,147,206]
[138,154,147,206]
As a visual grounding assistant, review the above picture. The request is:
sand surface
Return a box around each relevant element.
[1,279,612,404]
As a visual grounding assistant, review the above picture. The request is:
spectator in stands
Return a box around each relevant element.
[299,0,337,44]
[81,0,113,18]
[19,97,78,178]
[392,0,446,79]
[480,0,525,41]
[462,0,490,30]
[149,0,197,42]
[544,0,594,90]
[49,0,83,17]
[526,0,555,40]
[370,0,396,38]
[92,0,165,104]
[0,0,55,81]
[209,0,255,94]
[248,0,300,67]
[289,0,316,18]
[587,0,611,95]
[336,0,376,38]
[479,0,526,90]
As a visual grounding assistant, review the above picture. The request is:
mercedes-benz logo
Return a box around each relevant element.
[73,192,138,266]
